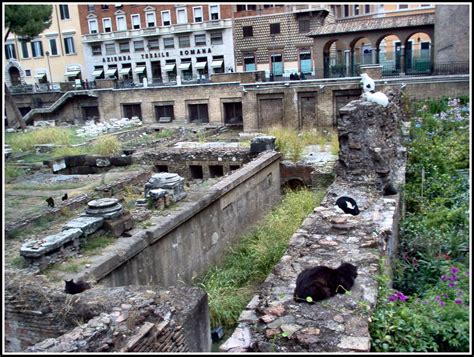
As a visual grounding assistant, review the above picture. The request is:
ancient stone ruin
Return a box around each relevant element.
[219,87,408,352]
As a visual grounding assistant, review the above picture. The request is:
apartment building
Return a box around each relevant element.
[5,4,86,87]
[232,4,332,79]
[78,4,234,84]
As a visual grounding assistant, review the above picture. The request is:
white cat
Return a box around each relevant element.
[362,91,389,107]
[360,73,375,93]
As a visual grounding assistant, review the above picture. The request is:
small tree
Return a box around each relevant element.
[5,5,53,129]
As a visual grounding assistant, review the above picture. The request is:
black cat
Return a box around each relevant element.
[294,262,358,303]
[335,196,360,215]
[46,197,55,208]
[64,279,91,295]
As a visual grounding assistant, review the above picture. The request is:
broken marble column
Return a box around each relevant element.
[62,216,104,237]
[82,198,133,237]
[144,173,187,203]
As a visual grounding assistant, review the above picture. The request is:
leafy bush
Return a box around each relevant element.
[371,264,470,352]
[92,135,122,155]
[371,97,470,352]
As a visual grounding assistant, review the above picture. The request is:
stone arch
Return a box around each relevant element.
[5,61,25,87]
[404,31,433,73]
[323,39,346,78]
[350,36,377,69]
[375,33,402,75]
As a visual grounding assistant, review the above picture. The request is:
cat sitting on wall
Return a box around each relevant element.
[294,262,358,303]
[64,279,91,295]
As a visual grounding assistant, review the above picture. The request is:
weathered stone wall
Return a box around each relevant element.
[219,88,408,352]
[135,147,252,181]
[4,271,210,352]
[211,71,266,83]
[74,151,281,288]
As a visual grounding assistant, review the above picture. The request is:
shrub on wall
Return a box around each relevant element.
[92,135,122,156]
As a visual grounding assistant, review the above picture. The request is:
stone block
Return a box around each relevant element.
[62,216,104,236]
[65,155,87,167]
[250,136,276,154]
[52,159,67,173]
[103,213,133,237]
[110,156,133,166]
[20,228,83,258]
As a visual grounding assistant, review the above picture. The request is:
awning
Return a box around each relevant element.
[164,64,176,71]
[92,70,104,77]
[65,70,81,77]
[178,63,191,70]
[105,69,118,76]
[35,73,47,79]
[134,66,146,74]
[195,62,207,69]
[119,68,132,75]
[210,60,223,68]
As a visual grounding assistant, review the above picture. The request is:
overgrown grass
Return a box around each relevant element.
[92,135,122,155]
[370,96,470,352]
[5,164,26,182]
[81,233,116,255]
[195,188,325,329]
[268,126,339,162]
[5,127,75,152]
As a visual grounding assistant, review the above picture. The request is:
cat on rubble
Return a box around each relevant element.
[294,262,358,303]
[64,279,91,295]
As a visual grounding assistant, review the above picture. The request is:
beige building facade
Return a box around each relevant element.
[5,4,86,88]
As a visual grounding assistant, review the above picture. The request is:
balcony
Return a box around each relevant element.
[82,20,232,43]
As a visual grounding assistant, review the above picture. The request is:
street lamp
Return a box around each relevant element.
[45,51,52,90]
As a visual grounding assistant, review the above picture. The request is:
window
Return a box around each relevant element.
[87,5,95,12]
[91,44,102,56]
[64,37,75,54]
[131,14,140,29]
[155,105,175,122]
[210,32,223,45]
[161,11,171,26]
[122,104,142,119]
[365,5,371,13]
[49,38,58,55]
[247,5,257,11]
[93,65,104,79]
[244,55,255,71]
[188,104,209,123]
[101,5,109,10]
[236,5,246,11]
[119,41,130,53]
[270,23,280,35]
[299,19,310,33]
[243,26,253,37]
[103,18,112,32]
[105,43,116,55]
[21,41,29,58]
[299,51,312,74]
[59,4,70,20]
[163,37,174,49]
[146,12,156,27]
[177,8,187,24]
[178,35,190,48]
[210,5,219,20]
[88,19,98,34]
[25,69,32,76]
[343,5,349,17]
[116,15,126,31]
[31,41,43,57]
[193,7,203,22]
[264,5,274,9]
[195,34,206,46]
[211,55,224,73]
[398,4,409,9]
[148,38,160,50]
[271,54,283,76]
[5,44,16,59]
[354,5,360,16]
[133,40,144,52]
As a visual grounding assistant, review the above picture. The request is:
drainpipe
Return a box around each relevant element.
[55,5,65,56]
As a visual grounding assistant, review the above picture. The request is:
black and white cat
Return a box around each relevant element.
[335,196,360,215]
[64,279,91,295]
[294,262,358,303]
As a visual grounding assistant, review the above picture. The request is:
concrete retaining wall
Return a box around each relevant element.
[76,151,281,287]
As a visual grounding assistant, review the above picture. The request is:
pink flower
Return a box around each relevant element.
[454,299,462,305]
[451,267,459,275]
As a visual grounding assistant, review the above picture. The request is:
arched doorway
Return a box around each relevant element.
[9,67,21,86]
[351,37,374,76]
[406,32,432,74]
[323,40,346,78]
[377,34,402,76]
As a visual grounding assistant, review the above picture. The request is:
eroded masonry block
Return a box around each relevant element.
[144,173,186,203]
[62,216,104,236]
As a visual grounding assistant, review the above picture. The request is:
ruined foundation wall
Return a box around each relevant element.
[4,271,210,352]
[75,151,281,288]
[219,89,408,352]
